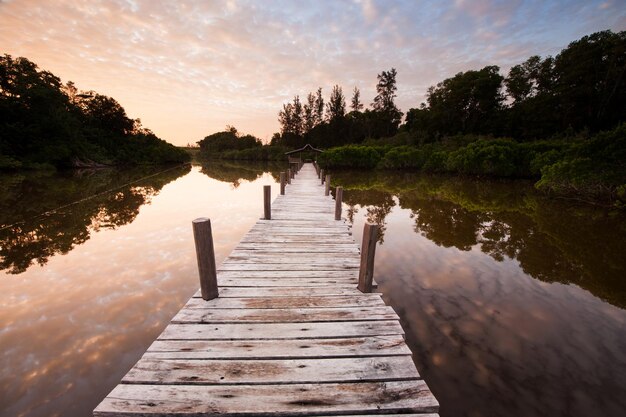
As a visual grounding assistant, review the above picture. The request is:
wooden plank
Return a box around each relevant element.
[172,306,398,323]
[213,270,359,278]
[192,287,362,298]
[94,380,439,416]
[143,335,412,360]
[218,263,359,271]
[217,277,357,287]
[184,295,385,309]
[232,246,359,254]
[157,320,404,340]
[122,356,420,385]
[222,256,360,265]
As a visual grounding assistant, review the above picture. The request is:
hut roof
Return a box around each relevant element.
[284,144,324,155]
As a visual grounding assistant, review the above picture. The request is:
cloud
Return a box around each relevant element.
[0,0,624,144]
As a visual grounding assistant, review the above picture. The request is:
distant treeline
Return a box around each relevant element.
[0,55,189,170]
[196,30,625,203]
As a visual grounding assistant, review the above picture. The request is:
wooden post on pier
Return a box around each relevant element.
[287,169,291,184]
[191,218,219,301]
[320,169,325,185]
[335,186,343,220]
[325,175,331,196]
[280,172,286,195]
[357,223,379,293]
[264,185,271,220]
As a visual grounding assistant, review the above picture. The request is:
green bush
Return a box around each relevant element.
[445,139,523,177]
[317,145,383,169]
[378,146,425,169]
[422,150,449,173]
[536,124,626,200]
[0,154,23,170]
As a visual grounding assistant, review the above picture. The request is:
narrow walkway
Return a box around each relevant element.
[94,163,439,416]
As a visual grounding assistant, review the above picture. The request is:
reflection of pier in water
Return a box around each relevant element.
[94,163,440,416]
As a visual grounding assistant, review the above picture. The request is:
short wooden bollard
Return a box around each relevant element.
[287,169,291,184]
[192,218,219,301]
[334,186,343,220]
[264,185,271,220]
[325,175,331,196]
[280,172,286,195]
[320,169,325,185]
[357,223,379,293]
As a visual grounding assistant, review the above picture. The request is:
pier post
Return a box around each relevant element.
[320,169,325,185]
[334,186,343,220]
[287,169,291,184]
[325,175,331,196]
[357,223,379,293]
[264,185,271,220]
[192,218,219,301]
[280,172,286,195]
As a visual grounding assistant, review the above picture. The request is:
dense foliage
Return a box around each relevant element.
[318,125,625,203]
[196,126,289,161]
[407,30,625,140]
[0,55,189,170]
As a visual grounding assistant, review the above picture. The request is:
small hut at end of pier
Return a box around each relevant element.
[285,144,323,163]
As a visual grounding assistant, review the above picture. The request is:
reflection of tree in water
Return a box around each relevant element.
[343,189,395,244]
[0,165,190,275]
[331,169,625,308]
[199,160,286,188]
[410,198,481,251]
[345,205,359,225]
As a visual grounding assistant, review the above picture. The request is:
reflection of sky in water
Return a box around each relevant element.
[0,167,279,417]
[351,203,626,417]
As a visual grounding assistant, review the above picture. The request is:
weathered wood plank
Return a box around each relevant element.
[217,277,357,287]
[222,256,360,265]
[218,263,359,271]
[158,320,404,340]
[192,287,362,298]
[143,335,412,359]
[172,306,398,323]
[122,356,420,385]
[213,270,359,278]
[94,380,439,416]
[232,245,359,254]
[184,295,385,309]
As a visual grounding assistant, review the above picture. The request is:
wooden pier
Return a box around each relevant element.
[94,163,439,416]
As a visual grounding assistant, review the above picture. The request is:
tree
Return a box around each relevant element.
[303,92,316,133]
[278,102,294,135]
[425,65,504,135]
[553,30,626,132]
[291,95,303,136]
[314,87,324,125]
[372,68,403,136]
[77,92,135,136]
[503,56,558,139]
[350,86,363,112]
[326,85,346,121]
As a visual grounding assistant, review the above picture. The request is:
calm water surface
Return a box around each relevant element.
[0,162,624,417]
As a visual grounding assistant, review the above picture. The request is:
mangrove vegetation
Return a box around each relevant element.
[0,54,189,170]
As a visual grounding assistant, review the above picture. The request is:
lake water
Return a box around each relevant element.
[1,162,624,417]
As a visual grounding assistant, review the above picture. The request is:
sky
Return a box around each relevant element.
[1,0,625,146]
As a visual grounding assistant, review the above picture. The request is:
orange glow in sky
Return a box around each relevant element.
[1,0,624,145]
